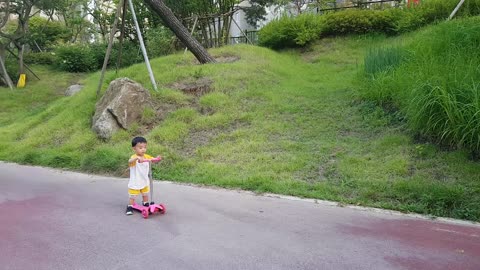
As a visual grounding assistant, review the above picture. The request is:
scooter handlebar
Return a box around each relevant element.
[138,156,162,163]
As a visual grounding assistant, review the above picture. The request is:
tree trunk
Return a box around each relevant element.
[143,0,216,64]
[0,45,14,90]
[18,44,25,74]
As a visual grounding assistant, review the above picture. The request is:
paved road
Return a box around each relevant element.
[1,162,479,270]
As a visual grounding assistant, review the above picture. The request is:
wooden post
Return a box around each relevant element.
[128,0,158,92]
[184,16,199,54]
[96,0,123,98]
[231,17,253,45]
[448,0,466,20]
[0,56,13,90]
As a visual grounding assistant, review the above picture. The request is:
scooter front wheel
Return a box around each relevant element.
[142,209,149,218]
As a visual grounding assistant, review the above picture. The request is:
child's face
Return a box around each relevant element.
[133,142,147,156]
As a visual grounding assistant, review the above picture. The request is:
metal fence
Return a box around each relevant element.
[225,0,402,45]
[317,0,402,12]
[230,30,259,45]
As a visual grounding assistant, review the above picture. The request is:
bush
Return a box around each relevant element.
[89,43,110,70]
[145,26,176,58]
[258,14,324,49]
[323,9,397,36]
[90,41,144,70]
[113,41,144,68]
[28,17,71,50]
[258,0,480,49]
[4,57,19,83]
[24,51,57,65]
[55,44,96,72]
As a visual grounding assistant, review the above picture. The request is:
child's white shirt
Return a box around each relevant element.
[128,154,152,190]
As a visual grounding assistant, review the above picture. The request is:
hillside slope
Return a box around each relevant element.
[1,24,479,221]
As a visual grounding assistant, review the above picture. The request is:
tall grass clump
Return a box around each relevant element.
[409,81,480,151]
[360,17,480,153]
[364,46,406,75]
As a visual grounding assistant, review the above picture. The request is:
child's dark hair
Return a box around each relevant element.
[132,136,147,147]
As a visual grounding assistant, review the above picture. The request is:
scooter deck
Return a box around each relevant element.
[131,203,166,219]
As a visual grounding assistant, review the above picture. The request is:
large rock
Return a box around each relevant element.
[92,78,152,139]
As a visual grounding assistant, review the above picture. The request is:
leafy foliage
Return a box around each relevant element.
[323,9,397,36]
[28,17,71,50]
[55,44,96,72]
[259,0,480,49]
[24,51,57,65]
[145,26,176,57]
[259,14,324,48]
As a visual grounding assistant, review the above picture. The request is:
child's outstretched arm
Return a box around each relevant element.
[151,155,162,163]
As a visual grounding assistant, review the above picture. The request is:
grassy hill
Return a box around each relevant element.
[1,20,479,221]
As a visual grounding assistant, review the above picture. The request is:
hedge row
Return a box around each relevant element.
[259,0,480,49]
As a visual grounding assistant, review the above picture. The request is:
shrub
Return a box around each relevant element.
[24,51,57,65]
[258,0,480,49]
[323,9,397,36]
[28,17,71,50]
[90,41,144,70]
[113,41,144,68]
[55,44,96,72]
[258,14,324,49]
[4,57,19,83]
[416,0,480,22]
[89,43,110,70]
[145,26,176,58]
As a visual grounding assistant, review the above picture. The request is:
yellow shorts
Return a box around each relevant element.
[128,186,149,197]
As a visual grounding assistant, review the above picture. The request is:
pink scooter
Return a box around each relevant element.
[131,156,166,219]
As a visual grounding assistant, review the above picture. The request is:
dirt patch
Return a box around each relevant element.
[215,55,240,63]
[188,55,241,65]
[180,120,247,157]
[170,77,213,97]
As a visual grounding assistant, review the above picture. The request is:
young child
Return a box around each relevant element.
[126,136,161,215]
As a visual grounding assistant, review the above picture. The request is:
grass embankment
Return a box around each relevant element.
[362,17,480,153]
[0,22,479,221]
[0,66,86,126]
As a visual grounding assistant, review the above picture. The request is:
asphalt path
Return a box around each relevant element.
[1,162,479,270]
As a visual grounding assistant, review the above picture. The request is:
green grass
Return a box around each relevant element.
[1,25,480,221]
[0,65,87,126]
[361,17,480,153]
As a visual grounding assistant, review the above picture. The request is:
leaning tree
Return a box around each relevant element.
[142,0,216,64]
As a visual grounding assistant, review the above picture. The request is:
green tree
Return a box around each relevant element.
[40,0,92,43]
[143,0,216,63]
[28,16,71,50]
